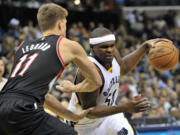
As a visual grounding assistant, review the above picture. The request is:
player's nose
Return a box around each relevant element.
[106,46,113,53]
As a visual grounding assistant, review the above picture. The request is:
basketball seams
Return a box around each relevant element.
[149,48,174,69]
[149,45,174,60]
[149,52,172,60]
[148,41,178,71]
[159,47,176,68]
[153,45,174,51]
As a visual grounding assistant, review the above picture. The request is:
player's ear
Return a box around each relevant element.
[90,47,95,55]
[90,46,93,51]
[57,20,62,31]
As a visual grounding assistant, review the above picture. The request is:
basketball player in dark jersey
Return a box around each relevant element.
[0,3,102,135]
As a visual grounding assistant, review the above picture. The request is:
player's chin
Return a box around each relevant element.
[104,56,113,62]
[104,59,113,64]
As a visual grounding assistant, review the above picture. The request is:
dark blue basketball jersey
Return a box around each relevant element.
[1,35,65,102]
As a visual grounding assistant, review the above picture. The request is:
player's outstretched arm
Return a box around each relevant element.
[86,96,151,119]
[56,38,102,92]
[114,38,171,75]
[114,46,147,76]
[44,93,93,122]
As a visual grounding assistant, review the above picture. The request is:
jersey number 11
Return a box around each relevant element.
[10,53,39,78]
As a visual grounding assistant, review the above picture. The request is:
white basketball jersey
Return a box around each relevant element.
[68,56,122,128]
[88,56,120,106]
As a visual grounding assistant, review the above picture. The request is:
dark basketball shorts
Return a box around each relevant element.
[0,93,77,135]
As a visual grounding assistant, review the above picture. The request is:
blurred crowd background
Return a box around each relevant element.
[0,0,180,127]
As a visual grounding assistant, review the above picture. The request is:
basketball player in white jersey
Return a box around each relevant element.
[63,27,170,135]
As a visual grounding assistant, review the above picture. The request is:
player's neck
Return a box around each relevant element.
[94,55,112,70]
[99,62,111,70]
[43,30,63,37]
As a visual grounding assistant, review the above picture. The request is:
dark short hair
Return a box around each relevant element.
[90,27,112,38]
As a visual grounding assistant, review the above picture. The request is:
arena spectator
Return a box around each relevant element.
[0,58,7,91]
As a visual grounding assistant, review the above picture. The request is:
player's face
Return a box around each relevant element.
[92,41,115,65]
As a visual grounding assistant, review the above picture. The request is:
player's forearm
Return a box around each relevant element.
[73,44,102,87]
[73,79,99,92]
[86,105,127,119]
[79,61,102,88]
[44,94,80,122]
[121,45,147,74]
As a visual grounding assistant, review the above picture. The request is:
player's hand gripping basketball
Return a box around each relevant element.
[142,38,172,53]
[125,95,151,113]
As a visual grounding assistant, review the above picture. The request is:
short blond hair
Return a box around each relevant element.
[37,3,68,32]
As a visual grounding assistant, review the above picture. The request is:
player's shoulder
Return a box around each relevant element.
[61,37,80,46]
[61,37,83,53]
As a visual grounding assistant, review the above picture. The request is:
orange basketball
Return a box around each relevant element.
[148,40,179,71]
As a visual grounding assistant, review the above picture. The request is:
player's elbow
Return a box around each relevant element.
[90,73,102,89]
[94,78,102,88]
[87,79,102,92]
[89,81,102,92]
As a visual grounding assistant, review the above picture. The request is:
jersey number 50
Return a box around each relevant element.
[105,89,117,106]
